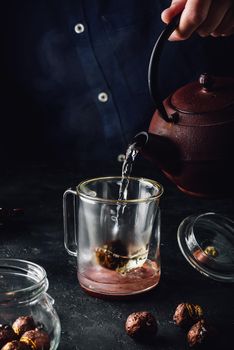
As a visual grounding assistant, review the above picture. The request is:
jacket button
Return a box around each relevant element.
[117,154,125,162]
[74,23,85,34]
[98,92,109,103]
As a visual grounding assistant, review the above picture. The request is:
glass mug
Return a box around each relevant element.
[63,176,163,297]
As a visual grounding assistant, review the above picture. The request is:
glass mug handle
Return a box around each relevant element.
[63,189,78,257]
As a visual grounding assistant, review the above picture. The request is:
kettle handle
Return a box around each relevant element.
[148,14,181,123]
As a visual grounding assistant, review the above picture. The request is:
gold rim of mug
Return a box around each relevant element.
[77,176,163,204]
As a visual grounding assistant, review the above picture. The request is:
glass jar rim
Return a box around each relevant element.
[0,258,48,305]
[77,176,164,204]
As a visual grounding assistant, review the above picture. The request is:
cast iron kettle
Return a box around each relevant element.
[136,15,234,198]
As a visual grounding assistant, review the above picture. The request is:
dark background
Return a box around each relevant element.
[1,1,234,349]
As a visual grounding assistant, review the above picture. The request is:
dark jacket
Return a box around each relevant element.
[1,0,234,161]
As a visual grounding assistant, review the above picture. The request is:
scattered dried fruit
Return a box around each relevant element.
[173,303,203,329]
[125,311,158,339]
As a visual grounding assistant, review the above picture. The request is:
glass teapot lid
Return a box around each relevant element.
[177,212,234,282]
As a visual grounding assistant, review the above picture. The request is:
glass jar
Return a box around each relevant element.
[0,259,61,349]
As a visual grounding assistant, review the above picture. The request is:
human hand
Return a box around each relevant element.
[161,0,234,40]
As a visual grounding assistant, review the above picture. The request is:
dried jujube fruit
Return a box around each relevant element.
[125,311,158,339]
[1,340,31,350]
[187,319,215,348]
[12,317,36,337]
[20,329,50,350]
[0,325,18,349]
[173,303,203,329]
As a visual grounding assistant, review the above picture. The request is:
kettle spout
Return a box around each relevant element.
[132,131,149,150]
[132,131,181,175]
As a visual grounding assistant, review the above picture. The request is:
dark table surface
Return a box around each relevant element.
[1,159,234,350]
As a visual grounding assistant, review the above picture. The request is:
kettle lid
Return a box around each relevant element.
[170,74,234,114]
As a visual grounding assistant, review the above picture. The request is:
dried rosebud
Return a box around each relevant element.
[187,319,215,347]
[0,325,18,348]
[12,316,36,337]
[125,311,158,339]
[1,340,31,350]
[96,239,128,271]
[173,303,203,329]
